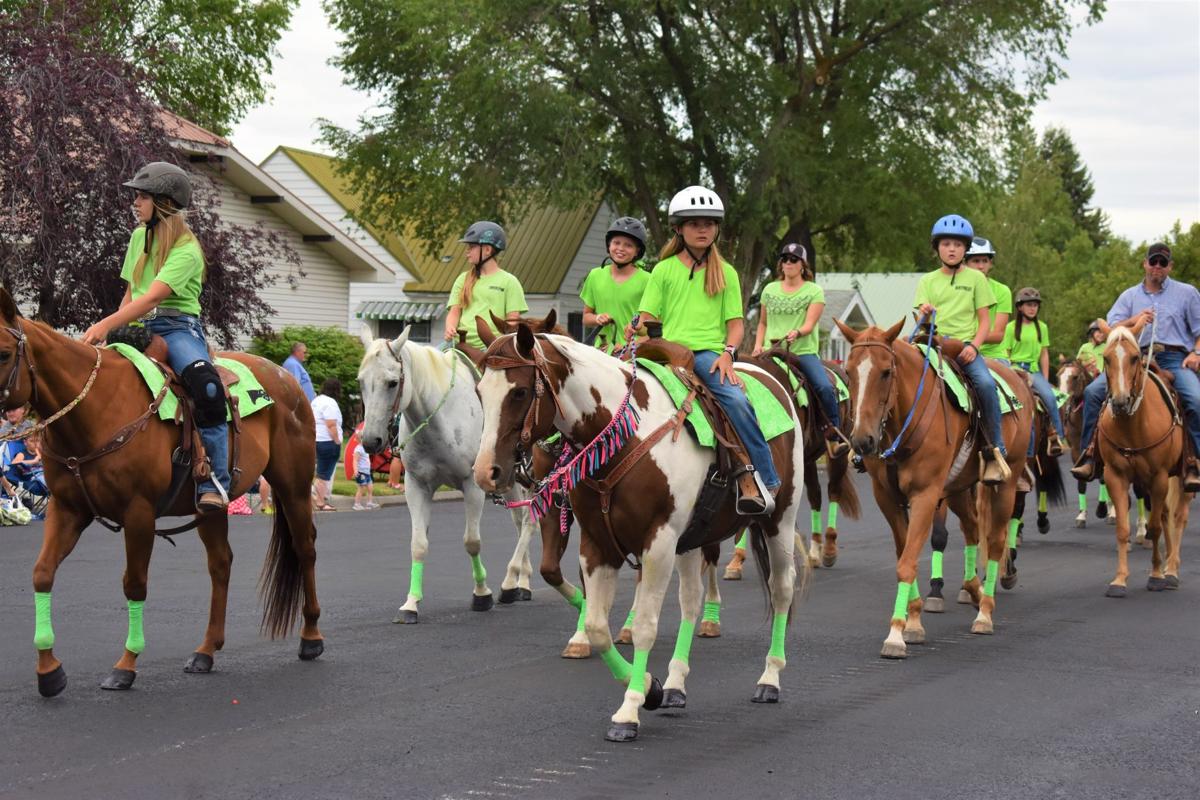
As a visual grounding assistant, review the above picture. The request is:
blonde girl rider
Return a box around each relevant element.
[82,162,229,512]
[964,237,1012,361]
[580,217,651,353]
[752,242,848,459]
[444,221,528,349]
[1003,288,1066,457]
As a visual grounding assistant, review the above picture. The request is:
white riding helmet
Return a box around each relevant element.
[668,185,725,225]
[966,236,996,258]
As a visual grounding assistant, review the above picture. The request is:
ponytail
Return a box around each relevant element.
[459,265,482,307]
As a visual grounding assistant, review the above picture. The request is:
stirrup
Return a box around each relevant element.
[980,447,1011,486]
[1070,452,1096,482]
[1185,461,1200,493]
[824,427,851,459]
[736,470,776,516]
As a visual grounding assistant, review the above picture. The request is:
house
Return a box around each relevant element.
[162,112,398,345]
[818,272,925,340]
[816,288,875,362]
[261,146,614,343]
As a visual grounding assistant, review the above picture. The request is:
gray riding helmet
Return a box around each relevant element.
[122,161,193,209]
[459,221,507,252]
[606,216,647,258]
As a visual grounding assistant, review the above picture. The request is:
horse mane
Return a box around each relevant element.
[1106,327,1137,347]
[364,338,458,393]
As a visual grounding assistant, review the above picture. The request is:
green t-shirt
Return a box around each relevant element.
[1003,319,1050,367]
[579,265,651,352]
[759,280,825,355]
[448,268,529,349]
[1077,341,1106,373]
[913,266,992,342]
[639,255,743,353]
[119,227,204,316]
[978,277,1012,359]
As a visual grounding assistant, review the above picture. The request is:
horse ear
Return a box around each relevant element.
[515,322,536,358]
[476,315,498,346]
[542,308,557,332]
[0,285,18,322]
[883,319,905,342]
[489,311,511,332]
[834,318,860,342]
[392,325,410,354]
[359,324,376,351]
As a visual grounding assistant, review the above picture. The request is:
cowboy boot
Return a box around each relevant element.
[980,447,1011,486]
[197,492,228,513]
[1185,458,1200,494]
[1046,429,1065,458]
[1070,447,1096,482]
[824,426,850,460]
[735,470,776,516]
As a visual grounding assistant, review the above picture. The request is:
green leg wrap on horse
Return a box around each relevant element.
[1079,493,1088,512]
[567,586,585,611]
[964,544,978,581]
[600,646,633,684]
[1138,498,1146,519]
[1007,518,1020,549]
[34,592,54,651]
[632,648,651,693]
[891,582,910,621]
[575,601,587,634]
[702,600,720,623]
[470,554,486,585]
[735,531,748,550]
[672,619,696,665]
[768,612,788,660]
[827,502,839,529]
[810,510,822,534]
[409,561,425,601]
[125,599,146,655]
[1038,492,1048,513]
[1099,484,1110,503]
[623,608,635,628]
[931,551,944,581]
[908,576,919,603]
[983,560,1000,597]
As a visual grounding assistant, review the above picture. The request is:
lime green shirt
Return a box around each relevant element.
[448,268,528,349]
[913,266,992,342]
[579,265,651,352]
[978,277,1012,359]
[119,227,204,316]
[1002,319,1050,367]
[1077,341,1106,373]
[639,255,743,353]
[760,280,824,355]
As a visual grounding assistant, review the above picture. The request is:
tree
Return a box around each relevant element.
[323,0,1102,285]
[0,3,297,346]
[0,0,297,135]
[1039,127,1110,247]
[250,325,364,423]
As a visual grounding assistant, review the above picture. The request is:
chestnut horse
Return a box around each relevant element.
[835,319,1033,658]
[1059,359,1132,530]
[1094,324,1191,596]
[473,324,804,743]
[0,288,322,698]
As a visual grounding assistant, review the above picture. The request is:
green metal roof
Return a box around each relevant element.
[355,301,442,321]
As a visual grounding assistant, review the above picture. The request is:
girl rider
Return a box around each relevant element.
[1003,288,1066,457]
[964,237,1012,362]
[444,221,528,349]
[636,186,779,515]
[1075,321,1106,374]
[914,214,1010,485]
[580,217,651,354]
[82,162,229,512]
[752,242,849,459]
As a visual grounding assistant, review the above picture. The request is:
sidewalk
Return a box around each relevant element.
[322,487,464,512]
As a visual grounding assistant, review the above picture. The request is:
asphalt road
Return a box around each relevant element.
[1,476,1197,800]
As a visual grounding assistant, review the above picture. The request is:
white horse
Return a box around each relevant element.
[357,327,537,622]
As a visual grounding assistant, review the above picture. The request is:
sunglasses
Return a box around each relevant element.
[779,255,803,264]
[1148,256,1170,267]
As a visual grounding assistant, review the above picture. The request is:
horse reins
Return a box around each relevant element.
[0,325,103,443]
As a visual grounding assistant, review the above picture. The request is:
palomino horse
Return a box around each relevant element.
[1094,324,1191,596]
[0,288,322,697]
[835,319,1034,658]
[474,325,803,742]
[356,327,538,623]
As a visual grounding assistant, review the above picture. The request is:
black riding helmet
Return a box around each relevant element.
[605,216,647,260]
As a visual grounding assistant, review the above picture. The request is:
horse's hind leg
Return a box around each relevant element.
[722,529,747,580]
[31,501,90,697]
[616,572,640,645]
[1145,475,1171,591]
[498,503,535,603]
[753,521,797,702]
[662,548,705,708]
[102,506,157,691]
[926,502,949,613]
[1164,477,1187,587]
[462,483,494,611]
[182,514,234,675]
[972,482,1016,634]
[803,460,823,569]
[947,489,983,607]
[697,544,722,638]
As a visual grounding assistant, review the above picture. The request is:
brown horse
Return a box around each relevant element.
[835,319,1034,658]
[1094,324,1191,595]
[0,287,322,697]
[1059,359,1126,528]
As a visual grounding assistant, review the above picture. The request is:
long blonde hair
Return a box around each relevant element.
[459,266,481,307]
[132,200,202,287]
[658,232,727,296]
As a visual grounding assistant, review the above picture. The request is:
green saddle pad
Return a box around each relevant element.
[636,358,795,448]
[108,344,275,423]
[769,357,849,408]
[915,344,1022,415]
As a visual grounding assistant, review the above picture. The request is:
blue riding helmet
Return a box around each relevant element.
[930,214,974,245]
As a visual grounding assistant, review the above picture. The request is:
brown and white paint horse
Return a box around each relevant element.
[473,324,804,742]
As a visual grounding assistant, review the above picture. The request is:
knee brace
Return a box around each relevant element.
[180,360,227,427]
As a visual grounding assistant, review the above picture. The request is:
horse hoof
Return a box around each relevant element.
[661,688,687,709]
[100,668,137,691]
[183,652,214,674]
[518,588,533,601]
[560,642,591,659]
[298,638,324,661]
[471,594,494,612]
[822,553,837,568]
[1095,501,1108,519]
[616,627,634,645]
[971,619,994,635]
[1147,576,1169,592]
[392,610,419,624]
[605,721,639,742]
[880,642,907,659]
[1105,584,1127,598]
[751,683,780,704]
[1074,515,1086,529]
[902,627,925,644]
[37,665,67,698]
[697,620,721,638]
[722,568,743,581]
[642,676,664,710]
[1165,575,1180,590]
[1037,515,1050,534]
[956,589,973,604]
[498,588,520,604]
[1000,573,1018,591]
[924,596,944,613]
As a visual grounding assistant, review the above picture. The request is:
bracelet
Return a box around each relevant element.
[963,342,978,353]
[723,345,737,357]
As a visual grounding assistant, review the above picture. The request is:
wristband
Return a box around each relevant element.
[723,345,737,358]
[963,342,978,353]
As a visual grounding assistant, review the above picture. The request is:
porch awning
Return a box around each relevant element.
[355,301,442,321]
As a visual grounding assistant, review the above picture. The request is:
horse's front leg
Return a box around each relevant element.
[1145,473,1172,590]
[882,487,939,659]
[101,502,156,691]
[803,460,823,568]
[1164,477,1187,587]
[31,500,90,697]
[662,548,705,708]
[394,478,433,623]
[753,520,798,703]
[182,514,233,675]
[1104,472,1133,597]
[498,495,535,603]
[461,482,494,611]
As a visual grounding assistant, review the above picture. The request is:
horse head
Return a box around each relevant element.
[0,286,35,410]
[356,325,412,453]
[1104,324,1146,416]
[1057,360,1090,400]
[836,318,905,457]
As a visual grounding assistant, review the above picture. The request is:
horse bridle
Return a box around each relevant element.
[383,339,407,443]
[847,340,901,446]
[0,323,39,408]
[482,334,566,445]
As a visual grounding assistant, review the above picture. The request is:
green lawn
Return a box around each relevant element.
[329,454,404,497]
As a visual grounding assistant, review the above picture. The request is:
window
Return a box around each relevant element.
[379,319,431,342]
[567,311,584,341]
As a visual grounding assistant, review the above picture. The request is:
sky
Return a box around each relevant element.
[232,0,1200,246]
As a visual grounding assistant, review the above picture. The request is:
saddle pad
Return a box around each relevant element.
[636,358,795,448]
[915,345,1022,415]
[108,344,275,423]
[770,357,849,408]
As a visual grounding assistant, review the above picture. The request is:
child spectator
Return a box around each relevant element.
[352,439,376,510]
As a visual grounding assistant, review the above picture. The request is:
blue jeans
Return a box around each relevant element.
[694,350,780,490]
[958,351,1005,455]
[793,354,841,428]
[1079,372,1107,453]
[145,315,229,496]
[1014,363,1066,438]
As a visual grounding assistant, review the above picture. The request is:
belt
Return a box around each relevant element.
[140,307,190,321]
[1142,343,1187,354]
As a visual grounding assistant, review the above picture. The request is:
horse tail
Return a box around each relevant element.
[747,523,806,621]
[1035,450,1067,507]
[259,503,305,639]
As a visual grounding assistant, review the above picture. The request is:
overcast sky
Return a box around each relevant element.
[232,0,1200,246]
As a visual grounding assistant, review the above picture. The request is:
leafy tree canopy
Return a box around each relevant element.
[250,324,365,423]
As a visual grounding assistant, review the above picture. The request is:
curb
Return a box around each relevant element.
[324,488,464,512]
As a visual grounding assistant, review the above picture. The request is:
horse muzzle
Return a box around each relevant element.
[360,432,387,454]
[473,460,514,494]
[850,432,879,457]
